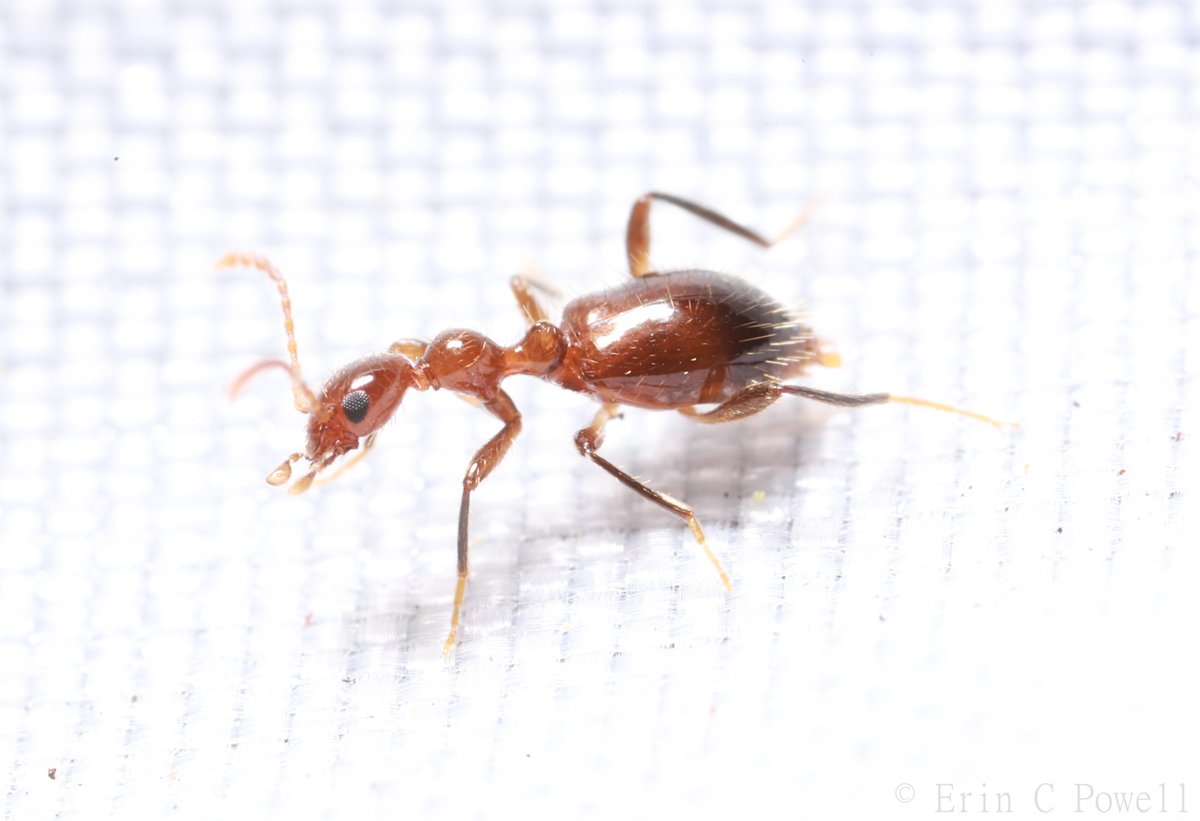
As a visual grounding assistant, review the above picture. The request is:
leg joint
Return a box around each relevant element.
[573,429,595,457]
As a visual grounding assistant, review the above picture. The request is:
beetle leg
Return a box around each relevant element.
[574,404,732,590]
[509,272,560,326]
[626,191,819,278]
[388,338,429,360]
[780,385,1015,429]
[443,389,523,656]
[683,381,1012,429]
[679,382,786,424]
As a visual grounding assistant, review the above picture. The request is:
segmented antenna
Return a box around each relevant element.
[218,253,319,413]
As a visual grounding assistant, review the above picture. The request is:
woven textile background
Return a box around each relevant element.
[2,1,1196,818]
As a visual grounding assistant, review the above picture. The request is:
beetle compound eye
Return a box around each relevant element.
[342,390,370,424]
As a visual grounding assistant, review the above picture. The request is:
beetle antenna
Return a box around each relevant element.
[218,253,319,413]
[228,358,319,416]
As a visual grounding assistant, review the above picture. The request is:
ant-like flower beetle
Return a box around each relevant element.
[221,192,1011,653]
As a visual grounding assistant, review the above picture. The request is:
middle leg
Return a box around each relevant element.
[574,404,732,590]
[626,191,817,277]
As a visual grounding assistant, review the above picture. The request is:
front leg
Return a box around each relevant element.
[443,389,523,655]
[389,338,429,360]
[510,271,561,326]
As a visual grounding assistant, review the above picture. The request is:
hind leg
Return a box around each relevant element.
[681,381,1012,429]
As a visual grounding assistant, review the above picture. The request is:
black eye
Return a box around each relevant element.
[342,390,370,424]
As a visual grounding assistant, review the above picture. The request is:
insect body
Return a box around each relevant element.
[552,269,818,407]
[221,192,1007,654]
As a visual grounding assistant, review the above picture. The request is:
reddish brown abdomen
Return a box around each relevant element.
[552,270,813,409]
